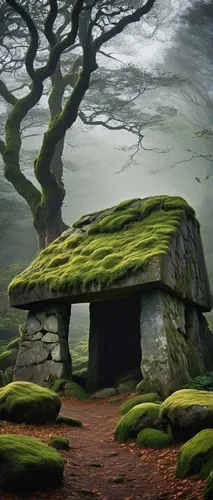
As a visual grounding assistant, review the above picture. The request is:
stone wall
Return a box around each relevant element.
[14,303,71,386]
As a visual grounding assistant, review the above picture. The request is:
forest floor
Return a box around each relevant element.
[0,394,206,500]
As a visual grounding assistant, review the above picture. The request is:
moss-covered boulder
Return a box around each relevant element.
[0,381,61,423]
[160,389,213,441]
[117,379,139,394]
[57,415,82,427]
[119,393,162,414]
[176,429,213,479]
[50,435,70,450]
[136,428,173,448]
[51,378,87,400]
[0,434,64,492]
[203,471,213,500]
[114,402,161,443]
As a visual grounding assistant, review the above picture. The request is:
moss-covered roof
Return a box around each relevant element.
[9,195,197,308]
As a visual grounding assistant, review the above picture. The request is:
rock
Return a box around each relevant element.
[136,428,173,449]
[15,340,49,367]
[176,429,213,479]
[42,333,59,343]
[117,379,139,394]
[112,475,124,483]
[115,369,142,386]
[63,380,87,400]
[114,402,161,443]
[14,360,65,385]
[140,291,191,397]
[160,389,213,441]
[136,380,145,393]
[44,315,58,333]
[0,381,61,423]
[26,315,41,335]
[119,393,162,414]
[0,434,64,492]
[31,332,43,341]
[90,388,117,399]
[50,435,70,450]
[56,415,82,427]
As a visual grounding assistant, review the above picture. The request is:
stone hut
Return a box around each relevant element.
[9,195,213,396]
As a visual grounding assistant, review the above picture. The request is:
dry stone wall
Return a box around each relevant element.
[14,303,71,386]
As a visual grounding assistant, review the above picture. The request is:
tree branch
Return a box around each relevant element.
[0,80,18,106]
[93,0,157,51]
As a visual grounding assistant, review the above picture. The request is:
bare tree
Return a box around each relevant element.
[0,0,158,248]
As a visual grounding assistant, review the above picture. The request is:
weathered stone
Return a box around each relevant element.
[42,333,58,343]
[43,315,58,333]
[15,341,49,367]
[14,361,65,386]
[31,332,43,341]
[90,388,117,399]
[25,315,41,335]
[51,345,61,362]
[14,304,72,386]
[140,291,190,397]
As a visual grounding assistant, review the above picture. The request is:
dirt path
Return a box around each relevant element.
[0,396,205,499]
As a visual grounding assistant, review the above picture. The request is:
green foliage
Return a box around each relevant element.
[71,336,88,375]
[56,415,82,427]
[136,428,173,448]
[9,195,195,295]
[0,381,61,424]
[176,429,213,479]
[114,402,161,443]
[203,471,213,500]
[0,348,17,371]
[119,393,162,414]
[50,378,87,400]
[0,370,5,388]
[50,435,70,450]
[0,262,26,329]
[0,434,64,492]
[185,372,213,391]
[4,366,14,385]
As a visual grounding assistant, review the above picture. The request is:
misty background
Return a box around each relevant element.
[1,0,213,342]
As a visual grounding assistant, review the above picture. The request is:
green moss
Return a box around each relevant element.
[176,429,213,479]
[136,428,173,448]
[6,337,20,350]
[203,471,213,500]
[4,366,14,385]
[50,435,70,450]
[119,393,162,414]
[63,380,87,400]
[0,434,64,492]
[9,195,195,295]
[0,381,61,424]
[57,415,82,427]
[0,349,17,371]
[185,372,213,391]
[114,402,161,443]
